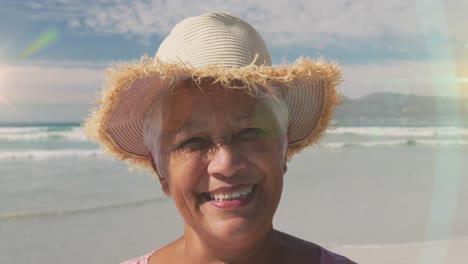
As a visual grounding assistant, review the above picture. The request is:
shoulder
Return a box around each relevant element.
[273,230,357,264]
[120,250,154,264]
[272,230,321,263]
[121,239,182,264]
[319,246,358,264]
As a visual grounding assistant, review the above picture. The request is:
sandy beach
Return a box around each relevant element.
[1,126,467,263]
[332,238,468,264]
[1,197,467,264]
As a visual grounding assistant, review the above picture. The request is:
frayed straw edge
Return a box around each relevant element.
[286,65,343,161]
[82,55,343,174]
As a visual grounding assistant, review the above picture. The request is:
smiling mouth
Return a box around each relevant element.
[202,185,257,202]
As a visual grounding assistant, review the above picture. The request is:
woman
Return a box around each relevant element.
[84,12,356,264]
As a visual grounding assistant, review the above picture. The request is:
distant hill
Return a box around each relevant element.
[2,93,467,126]
[334,92,468,126]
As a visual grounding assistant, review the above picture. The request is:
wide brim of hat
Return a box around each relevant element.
[83,55,342,173]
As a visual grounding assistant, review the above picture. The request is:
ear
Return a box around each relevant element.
[148,151,171,196]
[282,134,288,174]
[282,155,288,174]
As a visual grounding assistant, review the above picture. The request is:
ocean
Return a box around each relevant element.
[1,124,467,263]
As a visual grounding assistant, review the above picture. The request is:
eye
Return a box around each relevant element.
[237,128,264,140]
[178,137,209,151]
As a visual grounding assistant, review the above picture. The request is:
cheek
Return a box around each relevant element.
[165,157,210,221]
[247,140,284,213]
[240,139,285,198]
[166,155,209,195]
[240,138,286,167]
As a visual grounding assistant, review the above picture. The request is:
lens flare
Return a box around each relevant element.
[0,65,9,105]
[0,95,8,104]
[416,1,464,263]
[433,77,468,83]
[20,27,59,59]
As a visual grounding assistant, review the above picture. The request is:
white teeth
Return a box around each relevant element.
[209,185,254,201]
[239,186,253,196]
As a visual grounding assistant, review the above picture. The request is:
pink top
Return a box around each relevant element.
[121,246,357,264]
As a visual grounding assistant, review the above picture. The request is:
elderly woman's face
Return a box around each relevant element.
[152,82,288,244]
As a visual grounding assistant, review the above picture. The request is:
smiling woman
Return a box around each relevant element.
[83,12,352,264]
[143,82,291,263]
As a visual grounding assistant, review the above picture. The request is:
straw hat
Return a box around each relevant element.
[83,12,342,172]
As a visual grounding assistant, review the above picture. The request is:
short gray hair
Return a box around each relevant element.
[143,80,289,176]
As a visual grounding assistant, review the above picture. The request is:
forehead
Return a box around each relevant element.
[174,81,256,106]
[158,81,266,130]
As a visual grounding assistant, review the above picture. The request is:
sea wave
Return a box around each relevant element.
[3,126,468,142]
[0,127,46,133]
[0,150,105,160]
[0,197,167,222]
[320,140,468,148]
[0,126,88,141]
[2,140,467,161]
[327,127,468,137]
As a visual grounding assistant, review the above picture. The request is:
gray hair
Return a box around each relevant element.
[143,80,289,176]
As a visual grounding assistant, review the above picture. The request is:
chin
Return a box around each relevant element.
[206,217,270,244]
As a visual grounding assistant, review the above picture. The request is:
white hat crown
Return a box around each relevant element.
[155,12,272,68]
[83,12,342,171]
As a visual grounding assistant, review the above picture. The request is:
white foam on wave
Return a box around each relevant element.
[321,140,406,148]
[54,127,88,141]
[0,150,107,160]
[0,127,46,134]
[0,127,88,141]
[1,132,52,140]
[320,140,468,148]
[327,127,468,137]
[417,139,468,146]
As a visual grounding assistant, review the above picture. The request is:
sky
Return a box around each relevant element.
[0,0,467,122]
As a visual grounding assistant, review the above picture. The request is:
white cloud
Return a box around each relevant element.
[2,1,466,122]
[342,59,468,99]
[1,57,467,111]
[1,63,105,104]
[5,0,468,47]
[68,19,80,28]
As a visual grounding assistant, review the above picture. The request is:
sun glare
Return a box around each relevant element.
[0,92,8,104]
[0,64,10,105]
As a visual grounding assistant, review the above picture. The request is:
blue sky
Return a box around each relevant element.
[0,0,467,122]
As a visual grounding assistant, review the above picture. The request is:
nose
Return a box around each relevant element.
[207,145,247,178]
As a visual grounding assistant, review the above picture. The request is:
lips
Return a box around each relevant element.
[203,185,256,202]
[202,184,257,210]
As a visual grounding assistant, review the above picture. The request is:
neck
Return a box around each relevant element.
[180,223,278,264]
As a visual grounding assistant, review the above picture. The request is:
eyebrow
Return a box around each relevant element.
[174,112,255,135]
[237,112,255,122]
[174,120,204,135]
